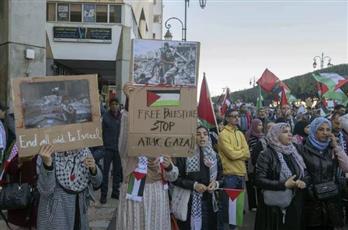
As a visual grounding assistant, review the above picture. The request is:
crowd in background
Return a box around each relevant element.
[0,84,348,230]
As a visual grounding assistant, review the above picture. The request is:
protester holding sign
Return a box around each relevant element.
[174,125,223,230]
[116,83,179,230]
[36,145,102,230]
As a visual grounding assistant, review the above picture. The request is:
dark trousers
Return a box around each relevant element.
[101,149,122,197]
[177,198,217,230]
[246,173,257,210]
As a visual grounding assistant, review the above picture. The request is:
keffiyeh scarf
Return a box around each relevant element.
[186,141,218,230]
[55,148,90,193]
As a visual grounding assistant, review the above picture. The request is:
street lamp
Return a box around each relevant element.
[313,52,333,69]
[164,0,207,41]
[164,17,184,41]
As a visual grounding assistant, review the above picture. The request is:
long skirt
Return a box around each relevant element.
[116,181,171,230]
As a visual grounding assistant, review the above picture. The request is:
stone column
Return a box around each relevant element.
[115,26,132,104]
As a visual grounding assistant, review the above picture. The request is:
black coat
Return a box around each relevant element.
[174,151,224,193]
[102,111,121,151]
[299,139,344,228]
[173,150,224,230]
[254,146,307,230]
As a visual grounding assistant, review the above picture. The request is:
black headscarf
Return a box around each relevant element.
[293,120,309,138]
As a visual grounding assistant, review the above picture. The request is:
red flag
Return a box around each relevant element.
[257,69,280,92]
[280,86,288,106]
[198,74,218,129]
[220,88,231,117]
[223,188,243,201]
[334,79,348,91]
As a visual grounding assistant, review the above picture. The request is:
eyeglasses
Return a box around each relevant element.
[226,114,239,118]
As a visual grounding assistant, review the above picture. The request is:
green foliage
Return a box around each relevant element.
[212,64,348,105]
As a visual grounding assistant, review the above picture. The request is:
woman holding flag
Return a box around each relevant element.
[254,123,308,230]
[173,125,223,229]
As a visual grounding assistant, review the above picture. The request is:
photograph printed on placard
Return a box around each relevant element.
[132,39,198,86]
[20,80,92,128]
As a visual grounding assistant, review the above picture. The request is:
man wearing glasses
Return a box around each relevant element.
[218,109,250,229]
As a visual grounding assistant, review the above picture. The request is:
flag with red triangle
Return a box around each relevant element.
[146,90,180,107]
[334,78,348,91]
[198,74,218,130]
[313,73,348,104]
[223,188,245,226]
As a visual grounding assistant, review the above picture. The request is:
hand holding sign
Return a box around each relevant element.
[123,82,136,97]
[38,144,54,167]
[84,156,97,174]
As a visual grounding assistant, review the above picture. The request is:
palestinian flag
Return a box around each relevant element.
[224,188,245,226]
[147,90,180,107]
[198,74,218,130]
[126,172,146,202]
[126,156,148,202]
[313,73,348,104]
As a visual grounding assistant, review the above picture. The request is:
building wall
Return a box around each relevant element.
[125,0,162,39]
[0,0,46,109]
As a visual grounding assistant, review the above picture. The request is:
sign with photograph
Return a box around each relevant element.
[127,86,197,157]
[131,39,200,86]
[12,75,103,158]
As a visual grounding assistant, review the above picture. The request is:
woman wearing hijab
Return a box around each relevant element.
[254,123,308,230]
[292,120,309,145]
[245,119,264,211]
[173,125,223,230]
[299,117,348,229]
[37,145,102,230]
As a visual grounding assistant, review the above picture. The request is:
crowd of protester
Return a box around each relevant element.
[0,83,348,230]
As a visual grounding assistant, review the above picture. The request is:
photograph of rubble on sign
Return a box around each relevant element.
[20,80,92,128]
[132,39,199,86]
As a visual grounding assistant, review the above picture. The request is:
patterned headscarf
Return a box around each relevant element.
[55,148,90,192]
[246,119,264,141]
[308,117,332,151]
[266,123,306,178]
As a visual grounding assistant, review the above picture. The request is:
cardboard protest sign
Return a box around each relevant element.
[131,39,199,86]
[12,75,103,158]
[127,86,197,157]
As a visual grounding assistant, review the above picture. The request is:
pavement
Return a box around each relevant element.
[88,184,119,230]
